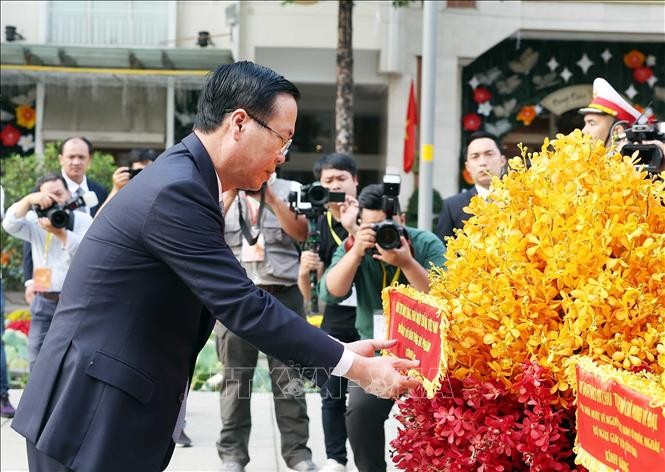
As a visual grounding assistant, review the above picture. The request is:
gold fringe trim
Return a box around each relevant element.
[569,356,665,411]
[574,446,617,472]
[381,284,450,399]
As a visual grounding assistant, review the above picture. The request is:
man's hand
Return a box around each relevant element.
[299,250,323,278]
[339,195,360,235]
[373,236,413,268]
[26,192,56,211]
[344,339,420,399]
[111,167,131,192]
[25,283,35,305]
[38,217,68,244]
[350,223,376,258]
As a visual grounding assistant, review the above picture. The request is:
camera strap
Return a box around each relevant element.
[43,232,54,264]
[326,211,344,246]
[381,263,401,290]
[237,189,265,246]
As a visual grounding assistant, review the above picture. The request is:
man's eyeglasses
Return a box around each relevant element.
[246,112,292,156]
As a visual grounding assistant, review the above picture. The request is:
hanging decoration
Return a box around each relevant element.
[623,49,645,69]
[473,86,492,104]
[459,38,665,189]
[516,105,538,125]
[462,112,482,132]
[633,66,653,84]
[0,86,37,158]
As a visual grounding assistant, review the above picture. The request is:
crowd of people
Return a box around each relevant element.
[0,63,662,472]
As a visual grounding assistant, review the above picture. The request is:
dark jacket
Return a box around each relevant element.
[435,186,478,241]
[12,133,343,471]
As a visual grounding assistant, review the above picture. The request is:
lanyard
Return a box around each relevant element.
[43,232,53,264]
[381,263,401,290]
[237,189,265,246]
[326,211,344,246]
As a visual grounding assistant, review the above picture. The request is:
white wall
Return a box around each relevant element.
[0,0,43,44]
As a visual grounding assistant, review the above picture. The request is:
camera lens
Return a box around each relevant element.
[308,185,328,206]
[48,209,69,229]
[375,224,401,250]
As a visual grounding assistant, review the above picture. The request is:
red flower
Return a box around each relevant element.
[632,66,653,84]
[623,49,645,69]
[463,113,482,132]
[0,124,21,147]
[7,319,30,336]
[473,86,492,104]
[391,362,579,471]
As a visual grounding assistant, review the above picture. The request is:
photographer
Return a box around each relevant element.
[297,153,360,472]
[319,183,445,472]
[580,77,665,173]
[214,175,317,472]
[97,148,158,214]
[2,173,92,369]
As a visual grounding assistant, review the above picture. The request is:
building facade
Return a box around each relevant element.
[1,0,663,205]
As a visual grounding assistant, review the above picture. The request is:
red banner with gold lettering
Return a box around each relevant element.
[574,358,665,472]
[382,285,448,398]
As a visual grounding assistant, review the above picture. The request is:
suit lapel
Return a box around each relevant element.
[181,133,219,204]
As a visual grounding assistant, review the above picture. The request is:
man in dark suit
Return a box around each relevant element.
[436,131,506,241]
[11,61,418,472]
[22,136,109,304]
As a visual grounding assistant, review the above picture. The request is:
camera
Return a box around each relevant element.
[33,191,99,229]
[288,182,345,217]
[372,174,407,251]
[127,168,142,179]
[622,122,665,173]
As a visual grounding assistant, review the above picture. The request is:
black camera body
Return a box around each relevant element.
[287,182,345,314]
[372,174,407,251]
[34,191,99,229]
[127,168,142,179]
[288,182,345,219]
[622,122,665,173]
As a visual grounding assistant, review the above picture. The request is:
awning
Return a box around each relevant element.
[1,43,234,89]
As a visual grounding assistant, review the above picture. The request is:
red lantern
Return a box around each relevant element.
[633,66,653,84]
[463,113,482,132]
[473,86,492,104]
[0,124,21,147]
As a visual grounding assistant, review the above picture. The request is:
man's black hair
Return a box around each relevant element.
[464,131,504,159]
[313,153,357,180]
[128,148,158,165]
[35,173,68,192]
[194,61,301,133]
[59,137,93,156]
[358,183,401,214]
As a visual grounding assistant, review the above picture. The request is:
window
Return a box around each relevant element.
[49,1,170,47]
[291,112,382,155]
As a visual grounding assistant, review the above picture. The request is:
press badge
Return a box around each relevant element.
[373,309,387,341]
[241,233,265,262]
[33,267,53,292]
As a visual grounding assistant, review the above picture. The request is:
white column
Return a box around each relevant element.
[166,78,175,148]
[34,82,46,161]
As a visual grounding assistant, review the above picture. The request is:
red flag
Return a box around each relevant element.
[403,80,418,173]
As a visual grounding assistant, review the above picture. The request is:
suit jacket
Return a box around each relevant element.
[22,178,108,282]
[435,186,478,241]
[12,133,344,471]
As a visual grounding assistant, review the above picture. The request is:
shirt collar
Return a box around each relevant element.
[62,171,89,193]
[475,184,490,199]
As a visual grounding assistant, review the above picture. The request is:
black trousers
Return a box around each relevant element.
[26,440,72,472]
[346,383,394,472]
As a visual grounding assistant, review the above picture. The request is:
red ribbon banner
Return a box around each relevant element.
[386,290,443,384]
[575,365,665,471]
